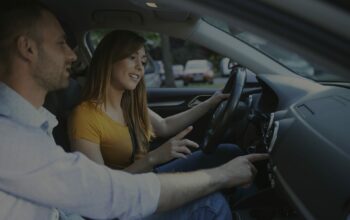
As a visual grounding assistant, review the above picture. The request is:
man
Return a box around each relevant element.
[0,2,268,220]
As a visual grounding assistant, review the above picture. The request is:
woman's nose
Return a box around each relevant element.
[135,58,143,70]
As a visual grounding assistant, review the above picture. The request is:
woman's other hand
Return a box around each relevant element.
[147,126,199,166]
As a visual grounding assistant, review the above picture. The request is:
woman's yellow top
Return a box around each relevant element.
[69,101,135,169]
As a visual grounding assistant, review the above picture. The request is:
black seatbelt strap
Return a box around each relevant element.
[128,124,138,163]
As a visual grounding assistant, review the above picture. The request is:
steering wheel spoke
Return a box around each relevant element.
[202,70,247,153]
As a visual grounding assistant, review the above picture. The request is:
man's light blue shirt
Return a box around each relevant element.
[0,82,160,220]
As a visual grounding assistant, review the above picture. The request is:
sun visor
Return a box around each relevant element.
[92,10,143,25]
[154,11,190,22]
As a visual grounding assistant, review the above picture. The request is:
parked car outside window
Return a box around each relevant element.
[156,61,185,82]
[172,64,184,79]
[183,59,214,86]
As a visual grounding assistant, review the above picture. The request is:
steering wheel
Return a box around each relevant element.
[201,69,247,153]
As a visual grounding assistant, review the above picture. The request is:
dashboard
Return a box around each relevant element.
[250,74,350,220]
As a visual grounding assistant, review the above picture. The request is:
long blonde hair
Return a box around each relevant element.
[83,30,153,153]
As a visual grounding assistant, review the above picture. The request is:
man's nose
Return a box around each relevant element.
[67,47,77,62]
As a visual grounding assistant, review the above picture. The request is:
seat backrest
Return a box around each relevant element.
[44,78,82,152]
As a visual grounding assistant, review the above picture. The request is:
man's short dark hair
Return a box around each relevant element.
[0,1,48,64]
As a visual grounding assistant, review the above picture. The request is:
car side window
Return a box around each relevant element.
[86,30,232,88]
[146,32,232,89]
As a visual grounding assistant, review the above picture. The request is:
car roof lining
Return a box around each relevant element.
[43,0,344,81]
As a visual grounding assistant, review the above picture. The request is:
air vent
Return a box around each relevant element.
[296,104,314,118]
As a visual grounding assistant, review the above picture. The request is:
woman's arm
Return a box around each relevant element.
[150,91,229,137]
[122,155,154,173]
[71,139,105,165]
[71,138,153,173]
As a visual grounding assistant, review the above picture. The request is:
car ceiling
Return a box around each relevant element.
[42,0,196,37]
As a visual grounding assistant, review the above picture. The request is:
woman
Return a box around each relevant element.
[68,30,242,173]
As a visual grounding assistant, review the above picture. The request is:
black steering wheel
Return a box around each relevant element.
[201,69,247,153]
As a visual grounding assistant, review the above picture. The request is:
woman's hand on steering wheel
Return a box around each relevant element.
[206,91,230,109]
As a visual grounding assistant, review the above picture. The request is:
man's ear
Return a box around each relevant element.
[16,35,38,62]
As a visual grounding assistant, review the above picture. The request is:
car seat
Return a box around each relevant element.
[44,78,82,152]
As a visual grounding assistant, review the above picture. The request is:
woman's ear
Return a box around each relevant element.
[16,35,38,62]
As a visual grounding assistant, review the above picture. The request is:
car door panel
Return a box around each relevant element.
[147,88,216,146]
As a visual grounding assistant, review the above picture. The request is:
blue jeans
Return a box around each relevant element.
[155,144,243,173]
[144,144,243,220]
[60,193,231,220]
[143,192,232,220]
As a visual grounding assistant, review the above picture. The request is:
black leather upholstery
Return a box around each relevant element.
[44,78,82,152]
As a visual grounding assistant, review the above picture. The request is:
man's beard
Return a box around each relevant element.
[33,53,69,92]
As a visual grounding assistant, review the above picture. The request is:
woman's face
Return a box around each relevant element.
[110,47,147,91]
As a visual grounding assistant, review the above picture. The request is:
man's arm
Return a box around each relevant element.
[0,120,267,219]
[0,121,160,220]
[156,154,268,211]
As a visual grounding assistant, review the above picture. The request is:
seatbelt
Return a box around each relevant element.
[128,125,138,163]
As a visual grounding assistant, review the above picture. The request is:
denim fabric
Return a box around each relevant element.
[143,193,232,220]
[155,144,244,173]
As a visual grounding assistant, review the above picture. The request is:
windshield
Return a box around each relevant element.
[237,32,317,77]
[204,17,346,83]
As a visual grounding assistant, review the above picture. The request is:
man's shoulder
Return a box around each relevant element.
[0,116,22,129]
[0,116,43,140]
[0,116,59,153]
[0,116,65,173]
